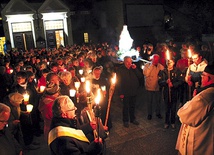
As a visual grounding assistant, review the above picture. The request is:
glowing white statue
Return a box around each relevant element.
[118,25,139,61]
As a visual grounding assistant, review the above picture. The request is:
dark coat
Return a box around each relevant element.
[0,130,21,155]
[49,117,102,155]
[116,65,143,96]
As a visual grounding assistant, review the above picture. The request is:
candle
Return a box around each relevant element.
[23,93,29,102]
[40,86,46,93]
[101,85,106,92]
[79,69,83,75]
[69,89,76,97]
[26,104,33,112]
[74,81,81,90]
[10,69,13,74]
[80,77,86,83]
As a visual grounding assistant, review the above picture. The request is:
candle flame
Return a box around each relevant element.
[95,88,101,105]
[111,73,116,84]
[85,80,90,93]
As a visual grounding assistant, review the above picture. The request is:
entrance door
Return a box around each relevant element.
[46,30,64,49]
[13,32,34,51]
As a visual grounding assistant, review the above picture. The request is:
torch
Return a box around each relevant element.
[94,89,101,139]
[187,49,192,100]
[166,50,171,103]
[104,73,116,127]
[85,80,92,111]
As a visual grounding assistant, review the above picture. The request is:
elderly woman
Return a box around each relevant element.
[58,71,75,96]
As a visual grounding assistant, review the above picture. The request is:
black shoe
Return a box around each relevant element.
[123,122,129,128]
[156,114,163,119]
[131,120,139,125]
[147,115,152,120]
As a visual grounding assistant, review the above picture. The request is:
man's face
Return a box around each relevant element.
[51,66,58,73]
[50,75,60,85]
[192,54,202,65]
[124,57,132,69]
[152,55,159,66]
[61,99,77,119]
[0,112,10,130]
[93,69,101,80]
[17,76,26,85]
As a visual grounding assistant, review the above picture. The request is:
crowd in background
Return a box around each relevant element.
[0,39,213,154]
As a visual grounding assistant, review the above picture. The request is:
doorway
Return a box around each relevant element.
[46,30,64,49]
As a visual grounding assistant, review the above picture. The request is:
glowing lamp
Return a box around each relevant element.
[79,69,83,75]
[69,89,76,97]
[40,86,46,93]
[23,93,29,102]
[26,104,33,113]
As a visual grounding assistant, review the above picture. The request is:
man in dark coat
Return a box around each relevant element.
[116,56,143,128]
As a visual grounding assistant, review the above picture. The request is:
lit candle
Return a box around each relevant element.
[79,69,83,75]
[101,85,106,92]
[10,69,13,74]
[74,81,81,90]
[23,93,29,103]
[26,104,33,113]
[69,89,76,97]
[40,86,46,93]
[81,77,86,83]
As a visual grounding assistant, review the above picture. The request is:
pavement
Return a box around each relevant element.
[25,86,180,155]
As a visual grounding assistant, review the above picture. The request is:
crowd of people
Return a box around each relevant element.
[0,40,213,154]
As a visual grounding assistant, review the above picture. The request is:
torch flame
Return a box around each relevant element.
[188,49,192,58]
[85,80,90,93]
[95,88,101,105]
[166,50,170,60]
[111,73,116,85]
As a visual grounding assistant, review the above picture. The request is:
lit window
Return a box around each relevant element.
[84,33,88,43]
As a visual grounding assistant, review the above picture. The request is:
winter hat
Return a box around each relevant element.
[46,83,60,95]
[8,92,24,105]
